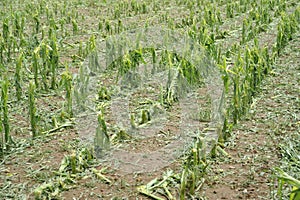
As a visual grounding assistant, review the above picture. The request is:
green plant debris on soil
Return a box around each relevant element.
[0,0,299,199]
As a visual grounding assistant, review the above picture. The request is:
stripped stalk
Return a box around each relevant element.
[241,18,247,44]
[72,19,78,34]
[0,113,3,157]
[2,18,9,43]
[15,52,23,101]
[33,14,40,34]
[0,39,4,64]
[94,112,110,157]
[41,42,50,91]
[61,66,73,117]
[165,68,180,105]
[140,109,150,125]
[50,33,59,89]
[180,167,187,200]
[78,41,84,58]
[70,151,76,174]
[1,79,11,146]
[29,81,38,138]
[33,48,39,87]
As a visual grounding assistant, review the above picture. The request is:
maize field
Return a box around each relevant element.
[0,0,299,199]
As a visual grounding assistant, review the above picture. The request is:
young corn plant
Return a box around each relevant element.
[226,3,234,18]
[2,18,9,44]
[32,48,40,88]
[15,52,23,101]
[151,47,157,72]
[72,18,78,35]
[78,41,84,58]
[49,17,58,36]
[231,52,243,124]
[180,167,187,199]
[40,41,51,91]
[33,14,40,34]
[59,18,66,37]
[276,19,284,56]
[204,6,214,26]
[49,33,59,89]
[105,20,112,35]
[249,45,261,93]
[140,109,150,125]
[1,78,12,148]
[73,64,90,112]
[179,136,208,199]
[61,66,73,117]
[276,168,300,200]
[241,18,248,44]
[116,19,123,34]
[0,114,3,158]
[164,66,180,106]
[276,11,299,56]
[94,112,110,158]
[29,81,38,138]
[217,56,233,139]
[13,12,21,37]
[0,39,4,65]
[87,34,100,72]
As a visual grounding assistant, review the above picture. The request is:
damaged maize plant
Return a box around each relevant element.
[1,78,12,149]
[49,32,59,89]
[40,42,50,91]
[15,52,23,101]
[32,48,40,88]
[29,81,38,138]
[61,65,73,117]
[0,113,3,158]
[94,112,110,158]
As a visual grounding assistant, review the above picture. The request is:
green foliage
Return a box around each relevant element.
[34,146,99,199]
[276,168,300,200]
[61,66,73,117]
[94,112,110,158]
[49,32,59,89]
[2,18,9,43]
[29,81,38,138]
[71,19,78,34]
[1,78,10,146]
[32,48,40,87]
[140,109,150,125]
[0,0,299,198]
[15,52,23,101]
[40,42,50,91]
[276,11,299,56]
[97,85,111,101]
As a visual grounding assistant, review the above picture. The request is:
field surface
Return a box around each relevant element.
[0,0,299,199]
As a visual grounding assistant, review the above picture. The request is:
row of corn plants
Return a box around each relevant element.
[22,0,299,198]
[138,1,299,198]
[0,0,89,159]
[0,0,299,198]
